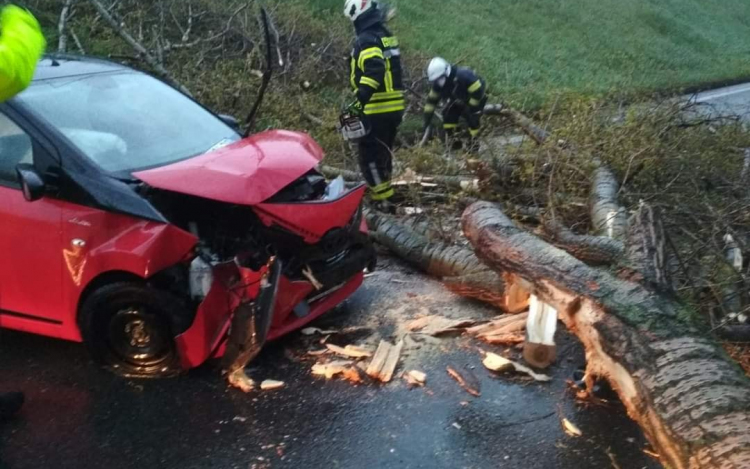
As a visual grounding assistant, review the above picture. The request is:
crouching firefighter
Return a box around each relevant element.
[344,0,404,212]
[0,4,45,419]
[423,57,487,152]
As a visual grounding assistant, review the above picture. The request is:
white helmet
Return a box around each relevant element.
[344,0,375,22]
[427,57,451,84]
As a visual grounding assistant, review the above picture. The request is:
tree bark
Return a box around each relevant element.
[590,166,628,240]
[539,219,624,265]
[365,209,528,311]
[463,201,750,469]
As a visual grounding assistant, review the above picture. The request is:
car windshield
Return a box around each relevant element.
[18,71,241,175]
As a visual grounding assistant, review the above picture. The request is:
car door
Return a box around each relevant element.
[0,110,64,325]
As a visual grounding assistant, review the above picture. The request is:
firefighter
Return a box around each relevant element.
[423,57,487,152]
[0,4,45,419]
[344,0,404,211]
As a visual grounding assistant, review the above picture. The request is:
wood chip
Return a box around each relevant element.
[466,312,529,336]
[260,380,285,391]
[482,352,551,382]
[404,370,427,387]
[325,343,373,358]
[446,365,481,397]
[478,333,526,345]
[342,367,363,384]
[562,418,582,437]
[301,327,338,336]
[307,349,330,357]
[312,360,354,379]
[366,339,404,382]
[407,315,477,336]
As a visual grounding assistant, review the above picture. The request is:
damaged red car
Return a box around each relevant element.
[0,56,374,377]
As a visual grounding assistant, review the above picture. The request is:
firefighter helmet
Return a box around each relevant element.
[344,0,375,22]
[427,57,451,83]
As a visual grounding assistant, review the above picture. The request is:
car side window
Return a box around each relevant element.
[0,112,33,187]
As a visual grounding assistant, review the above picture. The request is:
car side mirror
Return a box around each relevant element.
[218,114,241,132]
[16,163,45,202]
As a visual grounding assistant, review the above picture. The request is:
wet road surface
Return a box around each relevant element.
[1,256,660,469]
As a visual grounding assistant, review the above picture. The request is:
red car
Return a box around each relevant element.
[0,56,374,377]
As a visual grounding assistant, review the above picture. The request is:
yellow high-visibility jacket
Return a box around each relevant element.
[0,5,45,102]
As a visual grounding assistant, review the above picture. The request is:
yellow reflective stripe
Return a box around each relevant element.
[468,80,482,93]
[371,91,403,101]
[424,103,436,113]
[371,182,391,193]
[381,36,399,48]
[469,98,481,107]
[350,57,357,90]
[428,89,440,100]
[385,58,394,92]
[443,123,458,129]
[358,47,384,71]
[364,100,405,114]
[360,76,380,89]
[469,128,480,137]
[371,188,394,200]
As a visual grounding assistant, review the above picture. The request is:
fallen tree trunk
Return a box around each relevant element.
[463,201,750,469]
[539,219,624,265]
[590,166,628,240]
[365,209,528,312]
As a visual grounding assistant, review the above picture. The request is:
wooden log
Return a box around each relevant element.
[540,219,624,265]
[590,166,628,240]
[463,201,750,469]
[623,203,672,293]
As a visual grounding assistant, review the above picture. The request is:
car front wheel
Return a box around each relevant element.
[79,282,181,378]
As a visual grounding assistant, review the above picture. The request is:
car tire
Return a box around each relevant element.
[79,281,182,378]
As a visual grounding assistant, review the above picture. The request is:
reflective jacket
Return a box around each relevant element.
[0,6,46,102]
[349,10,404,116]
[424,66,486,120]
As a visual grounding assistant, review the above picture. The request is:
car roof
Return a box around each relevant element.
[33,54,130,81]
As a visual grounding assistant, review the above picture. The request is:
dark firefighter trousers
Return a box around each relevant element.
[443,96,488,142]
[358,111,403,201]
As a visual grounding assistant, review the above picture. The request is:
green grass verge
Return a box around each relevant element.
[307,0,750,107]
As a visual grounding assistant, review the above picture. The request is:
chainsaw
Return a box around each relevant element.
[338,112,370,142]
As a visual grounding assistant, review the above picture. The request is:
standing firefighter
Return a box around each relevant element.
[423,57,487,151]
[0,4,45,419]
[344,0,404,211]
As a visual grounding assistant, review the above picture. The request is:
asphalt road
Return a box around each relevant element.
[688,82,750,119]
[0,255,660,469]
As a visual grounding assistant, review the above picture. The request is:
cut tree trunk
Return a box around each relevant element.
[365,209,528,312]
[463,201,750,469]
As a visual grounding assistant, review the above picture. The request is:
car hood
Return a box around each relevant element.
[133,130,324,206]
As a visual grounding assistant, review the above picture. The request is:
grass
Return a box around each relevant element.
[306,0,750,107]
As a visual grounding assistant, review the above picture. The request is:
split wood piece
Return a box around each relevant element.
[463,201,750,469]
[260,380,285,391]
[406,315,477,336]
[366,340,404,382]
[482,352,551,382]
[561,418,583,437]
[227,369,256,393]
[447,365,481,397]
[312,360,354,379]
[325,343,373,358]
[466,312,529,336]
[479,333,525,345]
[404,370,427,387]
